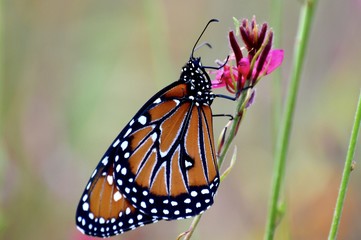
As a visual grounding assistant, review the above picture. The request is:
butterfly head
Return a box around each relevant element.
[179,19,219,106]
[180,56,214,106]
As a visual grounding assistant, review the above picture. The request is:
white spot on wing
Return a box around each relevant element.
[151,132,157,141]
[201,189,210,194]
[124,128,132,138]
[112,139,120,147]
[117,179,123,185]
[125,207,131,215]
[138,115,147,125]
[82,194,88,202]
[114,191,122,201]
[101,157,109,165]
[82,202,89,211]
[191,191,198,197]
[91,169,97,178]
[185,160,193,168]
[107,175,113,185]
[120,141,128,150]
[160,150,168,157]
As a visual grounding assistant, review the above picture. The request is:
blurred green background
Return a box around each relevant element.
[1,1,361,239]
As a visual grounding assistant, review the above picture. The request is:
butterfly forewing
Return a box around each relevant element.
[111,60,219,219]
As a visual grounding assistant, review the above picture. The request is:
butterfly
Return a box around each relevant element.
[76,19,224,238]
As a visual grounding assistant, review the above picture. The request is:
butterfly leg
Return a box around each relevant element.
[214,94,237,101]
[212,114,233,120]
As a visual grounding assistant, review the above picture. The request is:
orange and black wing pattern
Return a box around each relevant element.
[76,56,220,237]
[76,155,159,237]
[113,77,219,220]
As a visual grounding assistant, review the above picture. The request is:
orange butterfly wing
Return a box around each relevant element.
[76,156,159,237]
[112,73,219,219]
[76,57,220,237]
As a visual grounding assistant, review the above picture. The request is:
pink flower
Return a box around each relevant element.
[211,17,284,95]
[210,54,239,94]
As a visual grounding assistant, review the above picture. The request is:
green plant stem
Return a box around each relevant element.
[328,91,361,240]
[218,89,250,167]
[264,1,318,239]
[179,213,202,240]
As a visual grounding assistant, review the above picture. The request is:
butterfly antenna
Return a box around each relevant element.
[194,42,213,52]
[191,19,219,58]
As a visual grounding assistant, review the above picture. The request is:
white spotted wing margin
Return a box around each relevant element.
[75,155,159,238]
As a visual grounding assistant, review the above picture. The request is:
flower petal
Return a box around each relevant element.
[265,49,284,74]
[211,80,226,88]
[246,89,256,108]
[237,58,250,78]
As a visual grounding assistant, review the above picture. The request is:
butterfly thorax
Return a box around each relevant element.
[180,57,214,106]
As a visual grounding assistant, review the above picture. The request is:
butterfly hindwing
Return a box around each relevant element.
[76,155,159,237]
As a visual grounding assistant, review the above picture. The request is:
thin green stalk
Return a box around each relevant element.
[217,88,251,167]
[0,0,5,234]
[264,1,318,239]
[180,147,238,240]
[328,91,361,240]
[179,213,202,240]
